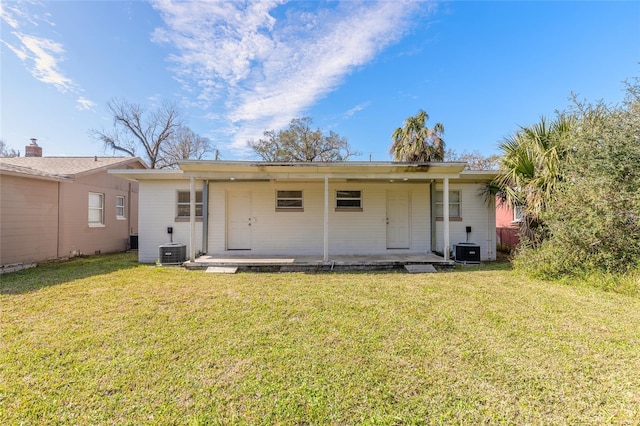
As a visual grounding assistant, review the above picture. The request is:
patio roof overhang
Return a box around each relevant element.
[110,160,496,182]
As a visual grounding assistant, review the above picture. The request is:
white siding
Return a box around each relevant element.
[434,182,496,261]
[212,182,323,254]
[137,179,495,261]
[208,181,431,256]
[138,180,204,263]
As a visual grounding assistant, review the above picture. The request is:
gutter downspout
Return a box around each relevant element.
[202,180,209,255]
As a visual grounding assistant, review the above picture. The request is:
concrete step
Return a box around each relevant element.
[205,266,238,274]
[404,264,437,273]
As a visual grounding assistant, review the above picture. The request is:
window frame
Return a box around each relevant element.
[275,190,304,211]
[513,205,525,223]
[88,192,105,227]
[335,190,363,211]
[116,195,126,220]
[435,190,462,221]
[176,190,203,220]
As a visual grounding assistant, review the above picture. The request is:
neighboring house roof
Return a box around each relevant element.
[0,162,68,181]
[0,157,147,180]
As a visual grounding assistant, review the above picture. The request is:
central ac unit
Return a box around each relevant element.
[454,243,481,264]
[159,243,186,265]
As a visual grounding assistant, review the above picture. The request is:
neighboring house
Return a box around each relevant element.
[111,161,497,264]
[0,154,147,268]
[496,197,522,249]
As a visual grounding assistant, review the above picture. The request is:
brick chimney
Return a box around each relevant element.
[25,138,42,157]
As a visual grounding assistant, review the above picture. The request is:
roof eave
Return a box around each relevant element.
[110,162,497,182]
[176,160,468,176]
[108,169,184,180]
[0,168,68,182]
[74,157,148,178]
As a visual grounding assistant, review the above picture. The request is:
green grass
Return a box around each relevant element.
[2,253,639,424]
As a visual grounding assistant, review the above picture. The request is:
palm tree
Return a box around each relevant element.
[390,110,445,162]
[491,115,575,243]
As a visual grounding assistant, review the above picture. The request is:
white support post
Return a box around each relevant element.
[189,176,196,262]
[323,176,329,262]
[443,177,450,261]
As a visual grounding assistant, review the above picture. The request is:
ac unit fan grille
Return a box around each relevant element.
[159,243,186,264]
[454,243,481,264]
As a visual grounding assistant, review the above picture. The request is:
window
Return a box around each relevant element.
[336,190,362,210]
[116,196,126,219]
[435,190,461,219]
[88,192,104,226]
[513,205,525,223]
[176,190,203,219]
[276,190,303,211]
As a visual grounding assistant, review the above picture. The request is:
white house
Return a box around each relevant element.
[110,161,497,264]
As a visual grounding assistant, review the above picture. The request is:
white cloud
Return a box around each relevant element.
[76,96,96,111]
[0,2,20,28]
[11,33,73,92]
[344,102,371,119]
[1,2,76,93]
[150,0,434,154]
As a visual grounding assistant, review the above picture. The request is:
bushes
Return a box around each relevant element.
[512,79,640,289]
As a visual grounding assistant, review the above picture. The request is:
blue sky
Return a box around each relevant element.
[1,1,638,162]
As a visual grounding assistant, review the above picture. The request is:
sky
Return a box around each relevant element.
[1,1,639,162]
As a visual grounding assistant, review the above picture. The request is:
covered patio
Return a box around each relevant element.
[183,252,453,272]
[110,161,497,266]
[176,161,473,264]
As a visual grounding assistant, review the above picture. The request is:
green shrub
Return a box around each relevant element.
[514,79,640,282]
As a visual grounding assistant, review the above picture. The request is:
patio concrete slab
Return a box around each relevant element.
[184,253,454,272]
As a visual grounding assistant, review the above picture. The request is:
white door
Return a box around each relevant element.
[386,190,410,249]
[227,191,252,250]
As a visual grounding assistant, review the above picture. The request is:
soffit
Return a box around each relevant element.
[177,161,467,178]
[109,163,498,183]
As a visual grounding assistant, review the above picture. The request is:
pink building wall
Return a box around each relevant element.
[496,197,520,249]
[0,175,60,265]
[0,158,145,267]
[57,169,141,257]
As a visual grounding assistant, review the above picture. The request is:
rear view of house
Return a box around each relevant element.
[0,144,146,268]
[111,161,497,265]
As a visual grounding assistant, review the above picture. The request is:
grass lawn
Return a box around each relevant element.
[1,253,639,424]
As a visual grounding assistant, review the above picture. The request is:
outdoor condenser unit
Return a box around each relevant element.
[159,243,186,265]
[454,243,481,264]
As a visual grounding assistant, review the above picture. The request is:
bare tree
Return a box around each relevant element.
[91,98,183,168]
[0,140,20,157]
[249,117,358,162]
[158,126,214,169]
